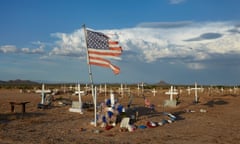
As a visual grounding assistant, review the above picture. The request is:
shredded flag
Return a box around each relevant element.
[86,29,122,74]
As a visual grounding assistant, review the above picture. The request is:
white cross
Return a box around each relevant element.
[77,84,83,114]
[104,83,107,98]
[208,86,212,95]
[137,83,140,96]
[127,88,131,96]
[119,83,124,97]
[110,89,115,107]
[35,84,51,104]
[221,87,224,94]
[99,84,101,93]
[200,86,204,92]
[179,89,182,95]
[152,88,157,96]
[62,84,66,93]
[41,84,46,104]
[191,82,202,103]
[137,83,140,90]
[123,84,130,96]
[165,86,178,101]
[186,86,191,95]
[84,84,89,91]
[68,85,73,90]
[140,82,144,95]
[234,86,238,94]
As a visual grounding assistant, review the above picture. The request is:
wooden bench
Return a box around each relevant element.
[9,101,30,113]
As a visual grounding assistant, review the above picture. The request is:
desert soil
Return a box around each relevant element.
[1,88,240,144]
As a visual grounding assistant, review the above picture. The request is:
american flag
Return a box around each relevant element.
[86,29,122,74]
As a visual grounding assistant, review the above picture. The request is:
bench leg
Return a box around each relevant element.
[22,104,26,113]
[11,104,15,112]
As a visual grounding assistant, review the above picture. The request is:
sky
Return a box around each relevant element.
[1,0,240,85]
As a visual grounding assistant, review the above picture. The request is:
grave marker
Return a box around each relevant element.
[35,84,51,104]
[104,83,107,98]
[191,82,202,103]
[119,83,124,97]
[221,87,224,94]
[152,88,157,96]
[164,86,178,107]
[69,84,84,114]
[165,86,178,101]
[187,86,191,95]
[140,82,144,96]
[137,83,140,96]
[36,84,52,109]
[110,90,115,108]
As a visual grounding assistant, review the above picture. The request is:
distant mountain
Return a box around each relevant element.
[157,80,170,86]
[0,79,39,85]
[0,80,7,84]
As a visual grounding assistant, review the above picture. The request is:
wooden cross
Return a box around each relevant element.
[234,86,238,94]
[104,83,107,98]
[152,88,157,96]
[191,82,202,103]
[165,86,178,101]
[186,86,191,95]
[110,89,115,107]
[221,87,224,94]
[140,82,144,95]
[119,83,124,97]
[35,84,51,104]
[84,84,90,91]
[77,84,83,114]
[137,83,140,96]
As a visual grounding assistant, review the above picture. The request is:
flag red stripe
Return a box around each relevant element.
[88,49,122,57]
[109,47,122,51]
[89,57,120,74]
[108,41,119,45]
[86,29,122,75]
[89,61,109,68]
[89,56,110,62]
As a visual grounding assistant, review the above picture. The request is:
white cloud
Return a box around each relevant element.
[112,21,240,70]
[49,30,85,57]
[10,21,239,71]
[0,42,45,55]
[187,63,206,70]
[1,20,240,84]
[169,0,186,4]
[21,46,44,54]
[0,45,17,53]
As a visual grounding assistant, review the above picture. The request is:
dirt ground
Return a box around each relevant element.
[1,87,240,144]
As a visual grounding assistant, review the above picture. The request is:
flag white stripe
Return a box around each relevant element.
[89,53,122,60]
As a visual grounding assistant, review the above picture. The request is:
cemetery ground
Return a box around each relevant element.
[1,87,240,144]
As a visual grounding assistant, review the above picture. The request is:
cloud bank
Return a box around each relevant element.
[1,21,240,71]
[48,21,240,70]
[0,42,45,55]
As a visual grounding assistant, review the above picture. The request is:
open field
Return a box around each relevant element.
[1,87,240,144]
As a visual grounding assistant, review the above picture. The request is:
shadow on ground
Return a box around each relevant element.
[203,99,228,107]
[0,112,46,124]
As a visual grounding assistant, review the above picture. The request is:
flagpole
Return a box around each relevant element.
[82,24,94,86]
[82,24,97,127]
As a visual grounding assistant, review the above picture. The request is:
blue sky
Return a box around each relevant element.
[1,0,240,85]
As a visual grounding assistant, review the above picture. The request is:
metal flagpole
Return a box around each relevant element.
[82,24,94,87]
[82,24,97,126]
